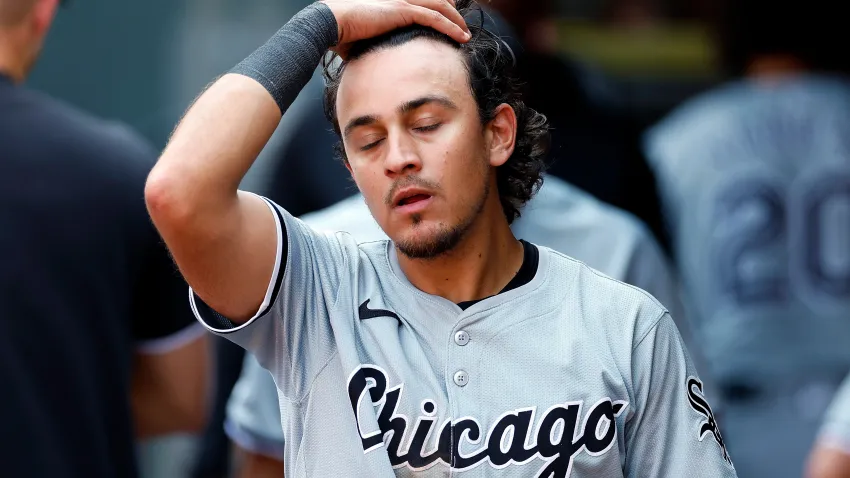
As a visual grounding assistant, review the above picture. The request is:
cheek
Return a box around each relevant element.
[438,143,489,203]
[349,162,388,214]
[436,123,486,172]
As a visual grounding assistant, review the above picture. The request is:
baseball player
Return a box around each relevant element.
[224,175,694,474]
[643,1,850,476]
[146,0,736,476]
[806,374,850,478]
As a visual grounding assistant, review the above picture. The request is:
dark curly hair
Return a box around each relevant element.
[321,0,550,224]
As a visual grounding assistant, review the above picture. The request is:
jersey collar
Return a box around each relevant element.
[385,240,551,316]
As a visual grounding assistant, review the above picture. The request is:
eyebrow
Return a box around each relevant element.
[342,95,459,139]
[343,115,379,139]
[399,95,458,115]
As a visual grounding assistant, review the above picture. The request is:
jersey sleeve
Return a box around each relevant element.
[817,374,850,454]
[625,313,737,477]
[622,229,718,404]
[190,196,350,398]
[225,353,286,460]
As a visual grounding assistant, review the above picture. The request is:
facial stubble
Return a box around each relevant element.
[396,174,490,260]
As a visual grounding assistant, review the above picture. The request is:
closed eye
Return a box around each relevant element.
[361,138,385,151]
[414,123,442,133]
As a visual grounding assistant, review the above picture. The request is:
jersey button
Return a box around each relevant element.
[454,330,470,346]
[453,370,469,387]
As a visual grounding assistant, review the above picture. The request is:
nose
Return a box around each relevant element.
[383,130,422,178]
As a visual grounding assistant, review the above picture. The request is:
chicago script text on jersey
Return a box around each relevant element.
[347,364,629,477]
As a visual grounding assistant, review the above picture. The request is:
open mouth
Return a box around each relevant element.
[397,194,431,207]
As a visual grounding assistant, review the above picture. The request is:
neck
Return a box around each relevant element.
[395,199,525,304]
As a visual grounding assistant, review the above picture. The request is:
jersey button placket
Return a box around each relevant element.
[451,330,471,387]
[447,324,475,476]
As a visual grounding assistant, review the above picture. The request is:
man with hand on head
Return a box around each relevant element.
[146,0,735,476]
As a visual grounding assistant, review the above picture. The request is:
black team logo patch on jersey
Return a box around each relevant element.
[347,364,629,477]
[686,376,733,466]
[358,299,401,324]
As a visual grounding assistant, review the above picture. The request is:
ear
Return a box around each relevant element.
[29,0,59,38]
[485,104,517,168]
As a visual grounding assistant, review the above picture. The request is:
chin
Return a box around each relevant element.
[393,220,467,260]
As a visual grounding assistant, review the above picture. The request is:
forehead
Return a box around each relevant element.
[336,39,472,120]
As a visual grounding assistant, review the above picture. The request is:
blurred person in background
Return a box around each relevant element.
[190,335,243,478]
[0,0,209,477]
[643,0,850,476]
[808,374,850,478]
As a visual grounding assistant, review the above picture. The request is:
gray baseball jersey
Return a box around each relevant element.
[644,74,850,477]
[225,175,701,460]
[192,189,734,477]
[817,374,850,455]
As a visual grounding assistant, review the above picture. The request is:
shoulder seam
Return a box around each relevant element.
[544,249,670,354]
[546,248,670,311]
[632,310,669,352]
[295,349,341,406]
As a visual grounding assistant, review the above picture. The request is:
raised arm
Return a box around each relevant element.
[144,0,469,322]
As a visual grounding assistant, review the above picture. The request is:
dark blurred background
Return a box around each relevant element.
[24,1,844,477]
[30,2,720,477]
[30,0,718,151]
